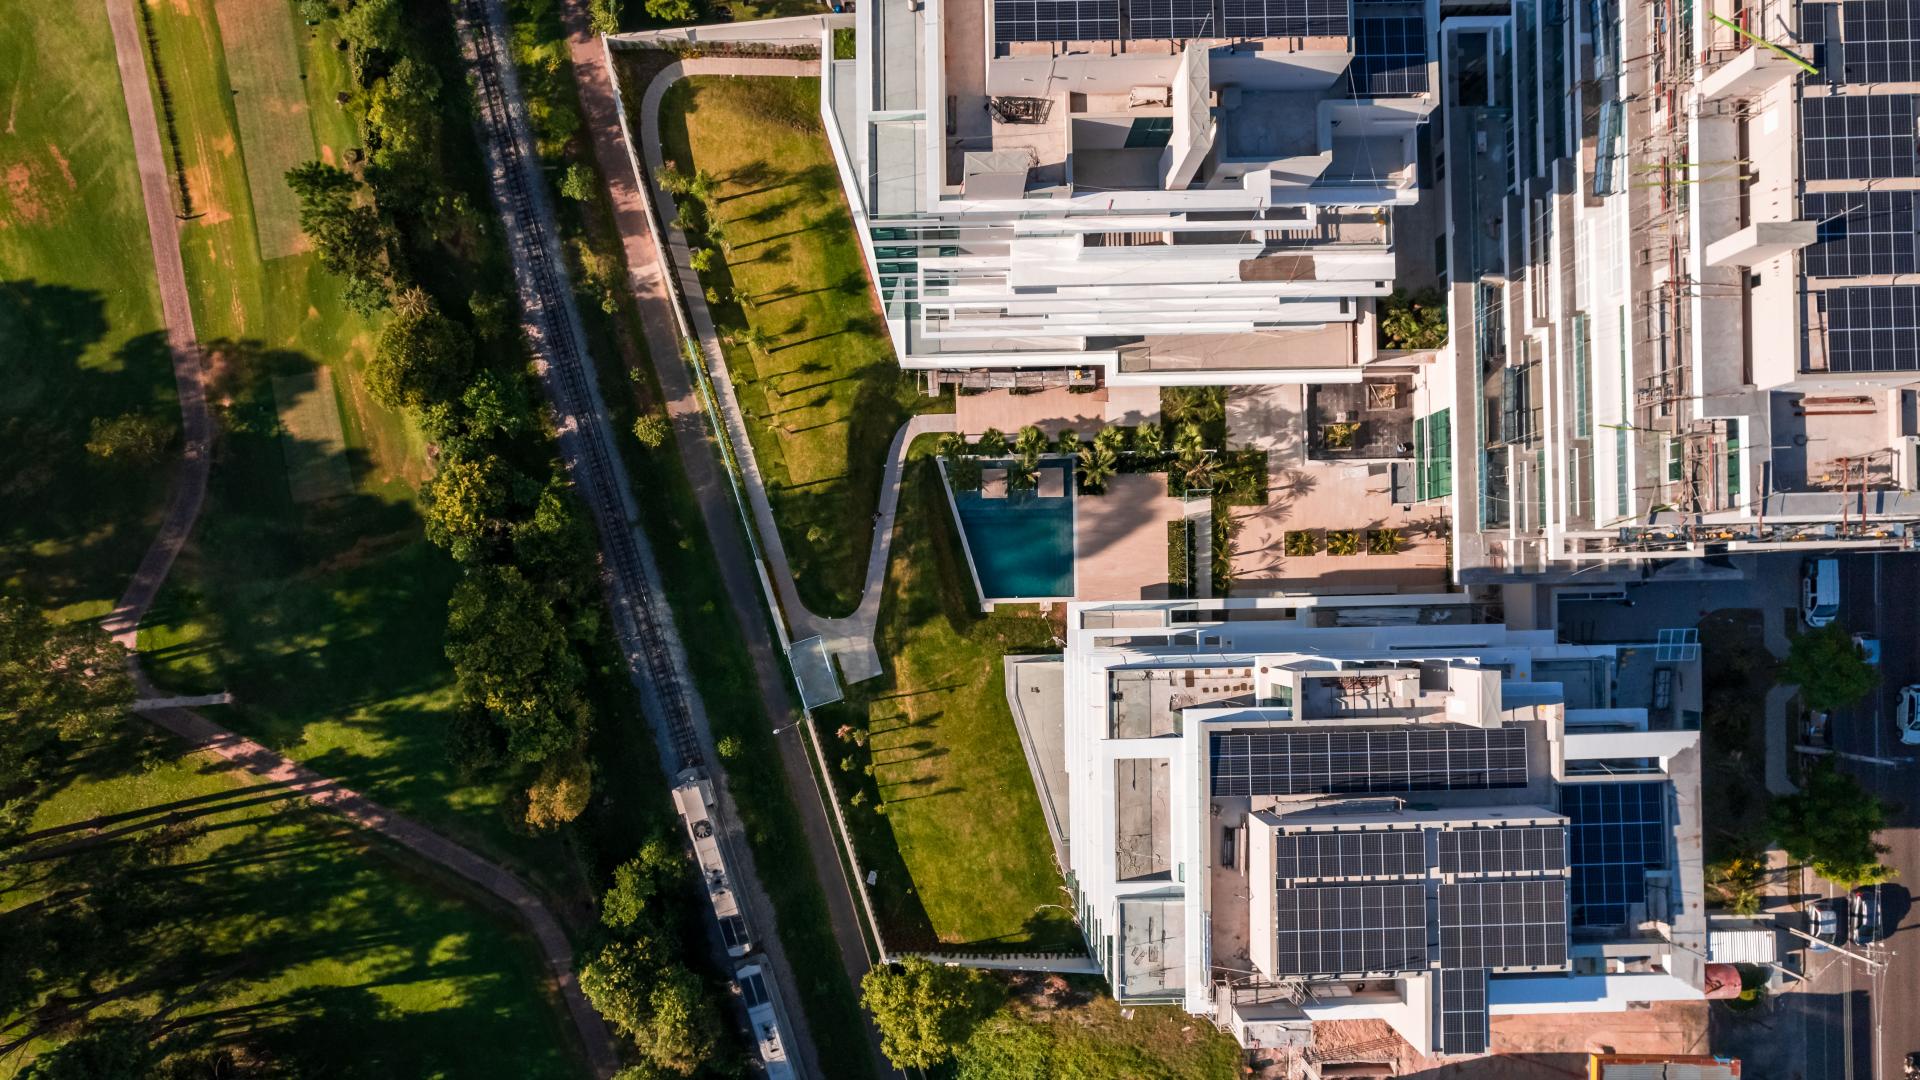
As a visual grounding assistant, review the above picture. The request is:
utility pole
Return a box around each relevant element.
[1779,923,1889,972]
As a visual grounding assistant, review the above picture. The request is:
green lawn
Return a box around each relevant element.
[3,728,579,1077]
[0,0,175,617]
[129,0,580,893]
[656,74,944,616]
[817,444,1079,951]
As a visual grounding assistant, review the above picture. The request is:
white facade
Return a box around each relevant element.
[821,0,1439,385]
[1437,0,1920,580]
[1054,595,1709,1059]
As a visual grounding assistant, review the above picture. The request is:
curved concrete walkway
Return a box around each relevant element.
[636,58,955,684]
[101,3,618,1074]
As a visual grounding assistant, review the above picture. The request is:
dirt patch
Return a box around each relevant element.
[212,133,237,156]
[303,531,410,579]
[183,161,231,223]
[44,144,76,189]
[2,162,48,226]
[320,143,336,166]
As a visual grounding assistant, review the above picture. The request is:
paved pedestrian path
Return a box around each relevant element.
[101,3,618,1073]
[632,56,955,684]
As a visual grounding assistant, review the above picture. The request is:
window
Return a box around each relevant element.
[1416,409,1454,500]
[1571,312,1592,438]
[1725,419,1742,497]
[1124,116,1173,149]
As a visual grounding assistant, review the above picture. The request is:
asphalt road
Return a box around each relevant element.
[1830,552,1919,1080]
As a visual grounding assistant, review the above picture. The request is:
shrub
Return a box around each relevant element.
[588,0,623,34]
[1782,622,1879,712]
[1285,530,1318,557]
[1380,288,1449,350]
[632,412,671,449]
[560,162,595,202]
[85,413,172,465]
[1167,520,1190,597]
[1321,421,1361,450]
[1326,530,1360,556]
[1368,527,1407,555]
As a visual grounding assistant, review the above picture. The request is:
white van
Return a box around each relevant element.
[1801,557,1840,628]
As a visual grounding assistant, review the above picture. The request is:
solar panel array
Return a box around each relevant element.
[1210,725,1530,797]
[1438,825,1567,878]
[1803,191,1918,277]
[1564,782,1668,927]
[1270,884,1429,974]
[1800,95,1920,180]
[1223,0,1349,38]
[1438,879,1570,969]
[1437,967,1490,1056]
[1351,16,1428,95]
[1841,0,1920,82]
[993,0,1120,43]
[1819,285,1920,372]
[1274,829,1429,881]
[1129,0,1217,37]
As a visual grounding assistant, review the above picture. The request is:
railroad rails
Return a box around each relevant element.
[458,0,701,770]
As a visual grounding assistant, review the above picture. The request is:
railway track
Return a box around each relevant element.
[458,0,703,771]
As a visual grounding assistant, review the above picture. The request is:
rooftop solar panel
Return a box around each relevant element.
[1223,0,1349,38]
[1841,0,1920,82]
[1800,94,1920,181]
[1270,884,1429,974]
[1564,781,1668,928]
[1129,0,1217,37]
[1351,16,1429,95]
[1818,284,1920,372]
[1438,879,1569,969]
[1802,191,1918,278]
[1439,825,1567,878]
[1274,829,1429,881]
[1437,967,1490,1055]
[994,0,1121,43]
[1210,725,1530,798]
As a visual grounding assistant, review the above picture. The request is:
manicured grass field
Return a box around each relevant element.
[130,0,579,889]
[657,75,944,616]
[211,0,317,258]
[0,0,175,616]
[3,728,579,1077]
[818,444,1080,951]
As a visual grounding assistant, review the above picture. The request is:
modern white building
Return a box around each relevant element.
[1424,0,1920,580]
[1042,594,1709,1060]
[820,0,1443,386]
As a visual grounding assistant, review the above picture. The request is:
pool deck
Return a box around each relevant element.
[1075,474,1188,601]
[956,386,1161,438]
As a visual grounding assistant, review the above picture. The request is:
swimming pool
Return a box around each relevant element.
[949,464,1074,600]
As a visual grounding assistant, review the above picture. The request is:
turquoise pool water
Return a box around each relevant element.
[951,467,1074,600]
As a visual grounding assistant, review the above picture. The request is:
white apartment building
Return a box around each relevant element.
[1428,0,1920,580]
[1039,595,1708,1060]
[820,0,1441,385]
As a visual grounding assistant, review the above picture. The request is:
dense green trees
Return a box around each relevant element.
[581,845,726,1075]
[84,413,172,465]
[1768,759,1894,886]
[1782,622,1879,712]
[861,957,995,1070]
[446,566,587,762]
[1,598,133,833]
[367,307,473,410]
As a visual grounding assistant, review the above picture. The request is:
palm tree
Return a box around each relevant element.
[1056,428,1081,460]
[729,324,774,354]
[976,427,1009,457]
[1175,422,1214,490]
[1014,425,1048,462]
[657,161,692,195]
[1172,420,1208,459]
[1077,441,1117,492]
[688,168,720,204]
[1133,421,1163,455]
[1095,424,1128,456]
[937,432,968,460]
[1164,385,1225,425]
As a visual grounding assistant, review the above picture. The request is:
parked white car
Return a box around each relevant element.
[1898,684,1920,746]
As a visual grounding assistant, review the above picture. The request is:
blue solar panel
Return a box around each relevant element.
[1351,16,1428,95]
[1563,782,1668,928]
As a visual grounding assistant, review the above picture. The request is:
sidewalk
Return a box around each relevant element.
[630,56,954,685]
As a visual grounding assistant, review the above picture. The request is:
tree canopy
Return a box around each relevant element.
[861,957,996,1070]
[1781,622,1879,712]
[444,566,586,762]
[1768,758,1893,886]
[366,307,473,411]
[1,598,133,833]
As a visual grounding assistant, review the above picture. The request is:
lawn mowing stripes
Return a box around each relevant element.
[212,0,316,259]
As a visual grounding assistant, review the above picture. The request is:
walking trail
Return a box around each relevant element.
[99,2,618,1074]
[565,14,899,1076]
[631,55,955,685]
